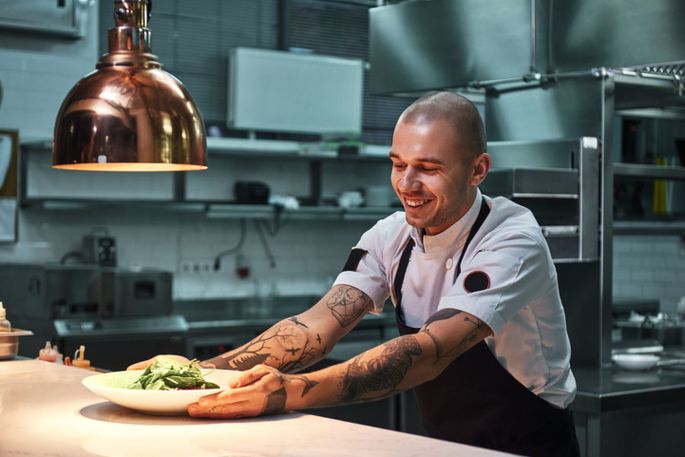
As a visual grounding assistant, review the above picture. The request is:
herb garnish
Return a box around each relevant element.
[128,357,220,390]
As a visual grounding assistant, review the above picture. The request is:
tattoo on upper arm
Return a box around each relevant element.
[424,308,462,325]
[340,336,422,402]
[326,286,372,328]
[420,311,489,364]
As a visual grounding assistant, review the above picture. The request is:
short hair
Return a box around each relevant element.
[398,91,487,159]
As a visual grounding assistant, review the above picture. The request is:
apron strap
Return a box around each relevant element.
[454,197,490,280]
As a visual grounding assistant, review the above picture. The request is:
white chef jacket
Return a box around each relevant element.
[334,189,577,409]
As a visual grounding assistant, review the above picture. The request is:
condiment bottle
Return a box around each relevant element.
[72,345,91,369]
[0,302,11,332]
[38,341,59,362]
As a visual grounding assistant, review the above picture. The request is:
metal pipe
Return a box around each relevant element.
[530,0,537,73]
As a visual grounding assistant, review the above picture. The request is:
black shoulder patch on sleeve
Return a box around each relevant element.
[342,248,367,272]
[463,271,490,293]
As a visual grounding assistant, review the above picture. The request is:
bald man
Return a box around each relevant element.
[131,92,579,456]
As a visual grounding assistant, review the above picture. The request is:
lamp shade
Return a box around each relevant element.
[52,0,206,172]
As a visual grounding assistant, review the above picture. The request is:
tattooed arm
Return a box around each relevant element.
[187,306,492,418]
[200,284,374,373]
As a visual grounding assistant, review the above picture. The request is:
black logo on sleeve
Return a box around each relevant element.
[342,248,367,272]
[463,271,490,293]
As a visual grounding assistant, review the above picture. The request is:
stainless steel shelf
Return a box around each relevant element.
[206,204,396,221]
[613,73,685,110]
[206,137,389,162]
[613,163,685,180]
[613,221,685,236]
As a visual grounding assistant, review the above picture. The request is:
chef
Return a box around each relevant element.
[131,92,579,456]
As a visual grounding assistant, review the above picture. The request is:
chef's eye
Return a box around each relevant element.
[392,162,406,170]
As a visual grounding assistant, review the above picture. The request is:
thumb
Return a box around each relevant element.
[126,357,154,371]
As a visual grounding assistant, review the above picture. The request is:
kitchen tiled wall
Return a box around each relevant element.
[0,5,98,142]
[613,236,685,314]
[0,205,376,302]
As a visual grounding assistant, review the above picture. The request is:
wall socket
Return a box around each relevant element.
[179,260,214,274]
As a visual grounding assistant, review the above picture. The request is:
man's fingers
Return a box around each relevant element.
[231,365,270,388]
[188,399,253,418]
[126,358,153,371]
[127,354,190,371]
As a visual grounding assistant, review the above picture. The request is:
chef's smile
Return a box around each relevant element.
[404,197,432,209]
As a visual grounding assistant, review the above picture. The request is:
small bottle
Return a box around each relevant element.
[72,345,91,369]
[0,302,11,332]
[38,341,59,362]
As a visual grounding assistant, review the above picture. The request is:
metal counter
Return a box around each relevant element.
[571,363,685,457]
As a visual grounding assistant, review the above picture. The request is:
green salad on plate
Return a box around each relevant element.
[128,356,220,391]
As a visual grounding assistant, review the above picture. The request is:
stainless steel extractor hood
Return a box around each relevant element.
[369,0,685,96]
[369,0,539,95]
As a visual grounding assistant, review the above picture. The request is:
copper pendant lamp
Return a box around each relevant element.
[53,0,207,171]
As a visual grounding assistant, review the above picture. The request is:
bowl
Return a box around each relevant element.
[0,329,33,360]
[612,353,660,371]
[82,368,241,415]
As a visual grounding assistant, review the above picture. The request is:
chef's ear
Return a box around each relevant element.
[469,152,490,186]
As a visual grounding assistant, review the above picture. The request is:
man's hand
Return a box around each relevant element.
[187,364,319,419]
[126,354,191,371]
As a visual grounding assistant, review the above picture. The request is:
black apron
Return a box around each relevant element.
[394,197,579,457]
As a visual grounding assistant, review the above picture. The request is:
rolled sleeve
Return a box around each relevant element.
[333,220,392,314]
[438,233,548,334]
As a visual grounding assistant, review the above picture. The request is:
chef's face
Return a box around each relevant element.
[390,118,489,236]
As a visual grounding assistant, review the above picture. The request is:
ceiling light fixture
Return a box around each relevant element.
[52,0,207,171]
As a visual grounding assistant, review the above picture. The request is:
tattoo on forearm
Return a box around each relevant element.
[326,287,371,328]
[278,337,319,373]
[289,374,319,397]
[217,320,321,372]
[340,336,422,402]
[263,388,287,415]
[421,312,489,364]
[289,316,309,328]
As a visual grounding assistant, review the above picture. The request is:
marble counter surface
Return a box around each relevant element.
[0,360,512,457]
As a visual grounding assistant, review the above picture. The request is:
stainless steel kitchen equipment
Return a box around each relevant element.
[369,0,685,96]
[483,138,599,263]
[0,328,33,360]
[0,0,92,39]
[0,263,186,370]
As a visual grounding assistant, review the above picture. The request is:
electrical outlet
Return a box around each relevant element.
[179,260,214,274]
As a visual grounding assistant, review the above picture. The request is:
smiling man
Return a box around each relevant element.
[130,92,579,457]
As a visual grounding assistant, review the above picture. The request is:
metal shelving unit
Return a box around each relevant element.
[613,163,685,180]
[19,139,395,221]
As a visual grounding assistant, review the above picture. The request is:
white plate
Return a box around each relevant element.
[82,369,240,415]
[612,354,660,371]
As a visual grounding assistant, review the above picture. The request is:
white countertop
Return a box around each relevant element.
[0,360,514,457]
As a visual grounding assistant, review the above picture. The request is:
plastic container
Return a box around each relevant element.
[0,301,11,333]
[38,341,62,363]
[72,345,91,369]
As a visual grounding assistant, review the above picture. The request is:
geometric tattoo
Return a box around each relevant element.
[326,286,371,328]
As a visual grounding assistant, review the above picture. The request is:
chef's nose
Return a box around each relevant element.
[398,167,420,192]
